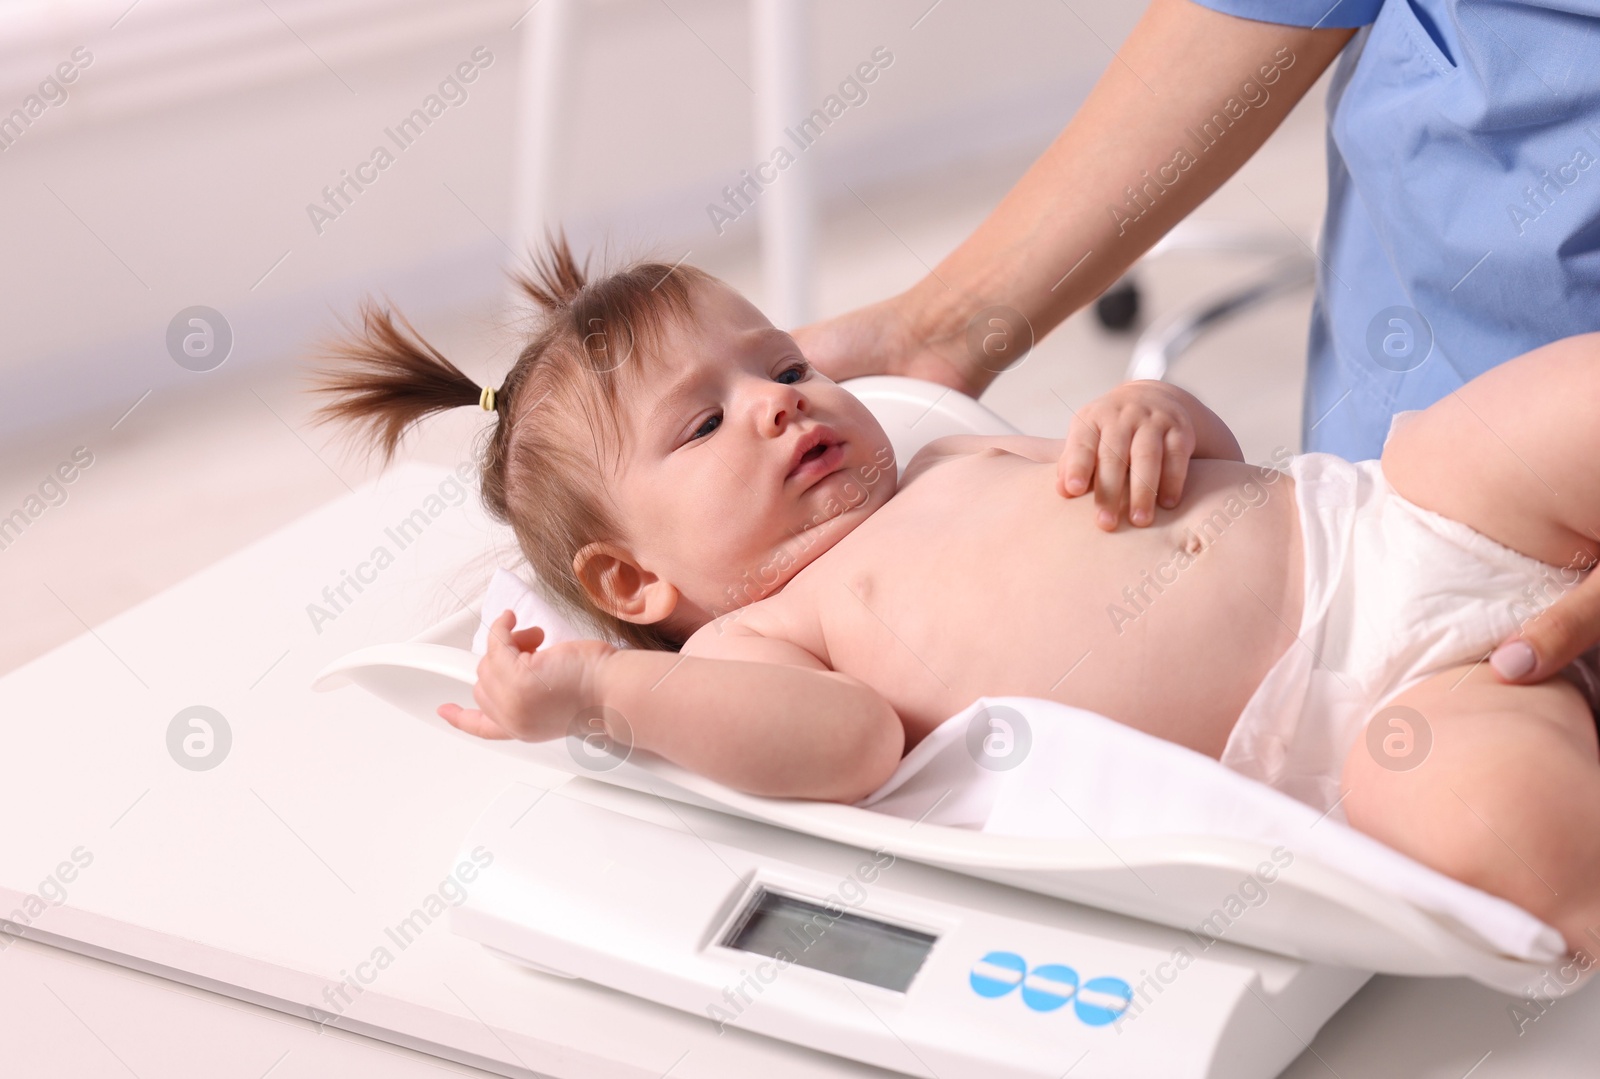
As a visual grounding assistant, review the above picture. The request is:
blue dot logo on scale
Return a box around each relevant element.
[968,951,1026,997]
[968,951,1132,1026]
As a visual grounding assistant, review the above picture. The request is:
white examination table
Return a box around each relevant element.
[2,378,1597,1077]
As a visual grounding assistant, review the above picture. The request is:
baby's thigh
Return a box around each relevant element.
[1341,662,1600,943]
[1379,332,1600,569]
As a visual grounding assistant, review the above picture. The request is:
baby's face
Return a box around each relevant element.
[607,280,897,627]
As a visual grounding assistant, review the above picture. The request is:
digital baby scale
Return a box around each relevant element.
[448,778,1369,1079]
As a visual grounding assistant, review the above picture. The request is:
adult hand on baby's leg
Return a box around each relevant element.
[1490,566,1600,684]
[437,610,617,741]
[1058,380,1198,530]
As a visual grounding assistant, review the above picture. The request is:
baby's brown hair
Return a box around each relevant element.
[305,232,715,651]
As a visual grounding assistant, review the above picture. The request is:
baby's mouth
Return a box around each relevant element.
[787,440,846,486]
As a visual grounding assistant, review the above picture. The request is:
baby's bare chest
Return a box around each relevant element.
[760,451,1305,753]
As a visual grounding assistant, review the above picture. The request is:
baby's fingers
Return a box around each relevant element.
[484,609,518,653]
[1157,427,1193,510]
[437,701,514,740]
[1126,425,1166,526]
[510,624,546,652]
[1059,419,1101,497]
[1093,426,1134,529]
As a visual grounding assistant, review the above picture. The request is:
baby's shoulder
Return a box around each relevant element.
[680,605,833,670]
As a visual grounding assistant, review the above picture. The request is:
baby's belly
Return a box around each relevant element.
[783,450,1304,756]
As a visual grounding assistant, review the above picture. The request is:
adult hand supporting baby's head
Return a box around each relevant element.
[791,293,992,400]
[1491,564,1600,683]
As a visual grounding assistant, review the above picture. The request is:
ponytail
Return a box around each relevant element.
[305,301,493,465]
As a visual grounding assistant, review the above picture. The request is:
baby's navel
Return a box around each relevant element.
[1183,530,1204,555]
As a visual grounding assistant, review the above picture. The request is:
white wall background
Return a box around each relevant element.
[0,0,1140,445]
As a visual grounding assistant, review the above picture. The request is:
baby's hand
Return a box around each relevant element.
[436,610,617,741]
[1059,380,1197,530]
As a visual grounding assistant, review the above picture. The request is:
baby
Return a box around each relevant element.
[309,237,1600,955]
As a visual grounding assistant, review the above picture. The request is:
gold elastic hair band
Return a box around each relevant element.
[479,385,497,412]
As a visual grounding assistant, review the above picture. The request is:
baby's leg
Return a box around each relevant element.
[1379,331,1600,570]
[1341,662,1600,953]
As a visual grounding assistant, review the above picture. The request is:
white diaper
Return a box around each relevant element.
[1220,413,1595,819]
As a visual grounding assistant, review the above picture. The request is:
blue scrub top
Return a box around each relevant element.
[1191,0,1600,460]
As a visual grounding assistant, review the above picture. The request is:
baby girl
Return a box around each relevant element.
[309,237,1600,954]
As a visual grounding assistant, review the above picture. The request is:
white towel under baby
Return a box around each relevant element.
[860,695,1565,963]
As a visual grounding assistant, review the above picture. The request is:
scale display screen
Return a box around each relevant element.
[721,887,937,992]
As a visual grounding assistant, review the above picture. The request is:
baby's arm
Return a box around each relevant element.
[610,621,905,801]
[440,611,904,803]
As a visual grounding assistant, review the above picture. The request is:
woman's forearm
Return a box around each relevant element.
[592,649,905,802]
[903,0,1356,368]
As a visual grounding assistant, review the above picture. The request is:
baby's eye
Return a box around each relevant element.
[775,360,809,384]
[683,363,806,443]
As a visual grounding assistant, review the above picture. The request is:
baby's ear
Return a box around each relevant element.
[573,541,679,624]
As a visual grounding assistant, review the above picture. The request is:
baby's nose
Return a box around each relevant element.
[766,391,807,430]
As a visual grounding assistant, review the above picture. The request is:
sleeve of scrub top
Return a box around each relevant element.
[1186,0,1381,27]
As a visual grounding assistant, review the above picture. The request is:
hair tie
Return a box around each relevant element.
[479,385,498,412]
